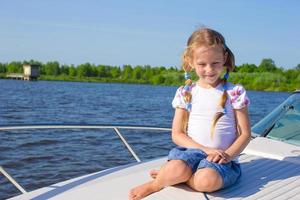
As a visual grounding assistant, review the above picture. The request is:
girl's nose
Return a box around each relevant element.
[205,64,214,72]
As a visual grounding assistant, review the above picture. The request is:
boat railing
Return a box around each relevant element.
[0,124,171,194]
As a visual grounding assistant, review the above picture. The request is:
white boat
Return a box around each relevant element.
[1,91,300,200]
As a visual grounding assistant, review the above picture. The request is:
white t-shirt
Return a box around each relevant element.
[172,82,250,151]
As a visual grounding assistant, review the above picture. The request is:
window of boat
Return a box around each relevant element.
[266,101,300,146]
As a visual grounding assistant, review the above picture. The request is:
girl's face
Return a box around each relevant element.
[191,45,227,88]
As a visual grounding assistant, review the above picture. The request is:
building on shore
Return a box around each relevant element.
[6,64,40,81]
[23,64,39,80]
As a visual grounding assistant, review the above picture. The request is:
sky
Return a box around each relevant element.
[1,0,300,69]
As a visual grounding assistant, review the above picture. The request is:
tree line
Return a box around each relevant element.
[0,58,299,91]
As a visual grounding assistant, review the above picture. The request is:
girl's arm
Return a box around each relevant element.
[223,106,251,162]
[172,108,206,149]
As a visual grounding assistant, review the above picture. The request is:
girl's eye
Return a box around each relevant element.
[197,63,205,67]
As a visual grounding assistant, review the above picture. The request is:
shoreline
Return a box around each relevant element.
[0,76,296,92]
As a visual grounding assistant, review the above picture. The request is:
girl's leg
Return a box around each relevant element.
[186,168,222,193]
[129,160,193,200]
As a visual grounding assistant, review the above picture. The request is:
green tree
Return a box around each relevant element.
[122,65,133,79]
[7,61,23,73]
[91,64,98,77]
[164,74,175,85]
[110,67,121,78]
[258,58,277,72]
[168,66,179,72]
[151,75,165,85]
[143,65,154,81]
[44,61,60,75]
[60,64,70,75]
[152,67,163,75]
[295,73,300,85]
[238,63,258,73]
[97,65,107,77]
[132,65,143,79]
[0,63,7,73]
[158,66,166,74]
[69,66,77,76]
[24,59,42,66]
[77,63,94,77]
[284,69,299,83]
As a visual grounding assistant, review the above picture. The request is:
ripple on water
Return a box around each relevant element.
[20,155,54,163]
[18,139,60,148]
[0,146,14,151]
[2,161,24,169]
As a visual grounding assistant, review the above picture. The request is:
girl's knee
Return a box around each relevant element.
[191,168,222,192]
[166,160,192,179]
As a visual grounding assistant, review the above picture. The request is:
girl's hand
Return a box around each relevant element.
[203,147,231,164]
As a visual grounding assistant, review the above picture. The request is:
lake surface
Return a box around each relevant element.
[0,79,291,199]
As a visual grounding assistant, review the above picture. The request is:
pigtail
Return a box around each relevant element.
[209,41,235,140]
[181,73,193,133]
[210,69,229,139]
[181,48,193,133]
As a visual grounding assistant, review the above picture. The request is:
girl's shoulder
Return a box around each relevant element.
[175,82,197,94]
[172,83,197,110]
[225,82,244,91]
[226,82,250,109]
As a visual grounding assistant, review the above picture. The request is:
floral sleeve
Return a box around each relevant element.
[172,86,187,110]
[228,84,250,109]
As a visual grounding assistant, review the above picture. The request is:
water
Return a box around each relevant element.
[0,79,290,199]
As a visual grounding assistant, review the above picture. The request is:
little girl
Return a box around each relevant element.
[129,28,251,200]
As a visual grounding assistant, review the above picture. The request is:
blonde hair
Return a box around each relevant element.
[180,28,235,139]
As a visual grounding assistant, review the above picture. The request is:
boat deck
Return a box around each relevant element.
[9,137,300,200]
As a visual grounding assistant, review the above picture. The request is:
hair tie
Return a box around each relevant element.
[223,70,229,80]
[220,108,226,114]
[184,72,190,80]
[183,85,190,92]
[185,103,192,112]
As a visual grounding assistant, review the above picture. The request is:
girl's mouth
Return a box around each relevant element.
[205,74,216,78]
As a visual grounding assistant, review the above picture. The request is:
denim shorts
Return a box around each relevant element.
[167,146,241,189]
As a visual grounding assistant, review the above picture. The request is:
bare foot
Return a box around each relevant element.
[149,169,159,179]
[129,181,162,200]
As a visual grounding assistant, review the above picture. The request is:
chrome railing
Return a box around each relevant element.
[0,124,171,194]
[0,166,27,194]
